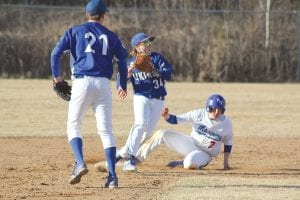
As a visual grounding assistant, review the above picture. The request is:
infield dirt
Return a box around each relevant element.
[0,80,299,199]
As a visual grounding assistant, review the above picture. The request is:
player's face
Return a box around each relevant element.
[208,108,222,120]
[136,40,152,55]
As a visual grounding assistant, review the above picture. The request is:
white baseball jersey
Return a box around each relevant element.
[176,108,233,157]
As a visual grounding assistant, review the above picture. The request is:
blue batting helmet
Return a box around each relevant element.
[205,94,226,113]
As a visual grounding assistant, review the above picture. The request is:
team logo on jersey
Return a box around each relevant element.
[196,124,222,141]
[132,71,160,81]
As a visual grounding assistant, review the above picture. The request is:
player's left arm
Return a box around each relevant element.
[114,37,129,94]
[116,59,128,100]
[223,119,233,170]
[116,58,128,90]
[223,145,232,170]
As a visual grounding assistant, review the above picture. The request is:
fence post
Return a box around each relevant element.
[265,0,271,49]
[297,11,300,81]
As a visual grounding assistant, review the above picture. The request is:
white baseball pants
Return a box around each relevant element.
[67,76,116,149]
[121,95,164,157]
[136,130,212,169]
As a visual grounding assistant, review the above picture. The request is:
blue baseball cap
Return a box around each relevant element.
[86,0,109,15]
[131,33,155,48]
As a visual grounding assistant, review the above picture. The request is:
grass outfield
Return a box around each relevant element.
[0,79,299,138]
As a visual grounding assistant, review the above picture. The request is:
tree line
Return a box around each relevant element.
[0,1,299,82]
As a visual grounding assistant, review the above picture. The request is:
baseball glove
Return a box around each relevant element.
[134,53,154,72]
[53,80,72,101]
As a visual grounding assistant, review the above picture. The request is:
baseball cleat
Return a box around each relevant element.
[104,175,118,189]
[123,155,138,172]
[69,162,88,185]
[166,160,184,168]
[116,154,123,163]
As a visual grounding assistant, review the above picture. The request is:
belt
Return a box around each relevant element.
[153,96,165,100]
[74,74,85,79]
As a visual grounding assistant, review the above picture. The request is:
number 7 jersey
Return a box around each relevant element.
[176,109,233,157]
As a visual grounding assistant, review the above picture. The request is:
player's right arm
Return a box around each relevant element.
[50,30,71,82]
[162,107,178,124]
[162,107,200,124]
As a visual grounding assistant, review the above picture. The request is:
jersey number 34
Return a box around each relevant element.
[153,79,164,89]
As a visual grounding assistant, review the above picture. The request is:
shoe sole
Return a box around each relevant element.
[69,168,89,185]
[109,185,118,189]
[105,180,118,189]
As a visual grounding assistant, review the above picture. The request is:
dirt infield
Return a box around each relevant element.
[0,80,299,199]
[1,136,299,200]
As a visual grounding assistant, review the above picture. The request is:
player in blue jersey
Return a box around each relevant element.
[50,0,128,189]
[118,32,174,172]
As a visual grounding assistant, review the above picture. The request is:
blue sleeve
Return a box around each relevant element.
[224,145,232,153]
[113,37,128,61]
[116,58,128,90]
[50,30,71,77]
[156,54,173,80]
[166,114,178,124]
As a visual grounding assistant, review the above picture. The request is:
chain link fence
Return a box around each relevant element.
[0,4,299,82]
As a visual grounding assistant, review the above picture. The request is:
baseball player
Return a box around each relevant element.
[135,94,233,170]
[50,0,128,189]
[117,33,174,172]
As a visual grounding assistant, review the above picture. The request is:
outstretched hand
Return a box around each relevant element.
[162,107,170,120]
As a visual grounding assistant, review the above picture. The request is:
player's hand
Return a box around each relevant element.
[117,88,127,100]
[53,76,63,83]
[128,62,135,78]
[162,107,170,120]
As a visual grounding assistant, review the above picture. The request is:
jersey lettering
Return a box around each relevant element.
[153,79,163,89]
[196,124,222,141]
[99,34,108,55]
[208,141,216,148]
[84,32,96,53]
[84,32,108,55]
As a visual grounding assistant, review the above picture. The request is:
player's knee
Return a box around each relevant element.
[183,150,211,170]
[133,123,148,132]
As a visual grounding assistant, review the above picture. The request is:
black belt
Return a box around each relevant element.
[74,74,85,79]
[153,96,165,100]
